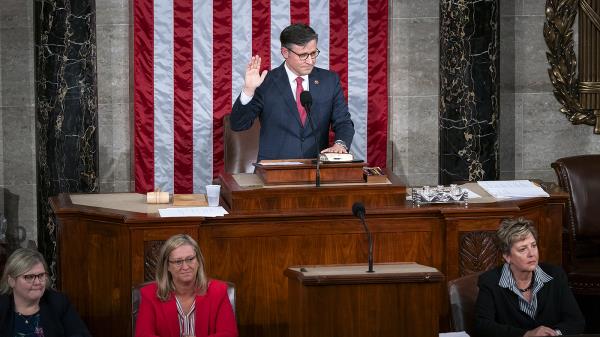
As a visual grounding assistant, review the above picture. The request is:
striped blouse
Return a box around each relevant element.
[498,263,553,319]
[175,296,196,337]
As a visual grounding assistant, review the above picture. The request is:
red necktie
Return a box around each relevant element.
[295,77,306,126]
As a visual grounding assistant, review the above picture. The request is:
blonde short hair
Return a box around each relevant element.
[496,217,538,255]
[155,234,208,301]
[0,248,49,294]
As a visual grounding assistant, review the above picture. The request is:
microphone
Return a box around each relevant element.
[300,91,320,187]
[300,91,312,111]
[352,202,374,273]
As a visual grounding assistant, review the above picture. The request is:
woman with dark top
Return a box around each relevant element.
[135,234,237,337]
[0,248,90,337]
[475,217,585,337]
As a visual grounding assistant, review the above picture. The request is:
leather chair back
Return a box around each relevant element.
[552,155,600,295]
[552,155,600,240]
[448,272,481,335]
[131,280,236,334]
[223,114,260,173]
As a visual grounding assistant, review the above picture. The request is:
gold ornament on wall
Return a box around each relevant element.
[544,0,600,134]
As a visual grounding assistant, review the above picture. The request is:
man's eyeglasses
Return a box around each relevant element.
[168,256,197,268]
[286,48,320,61]
[20,272,48,284]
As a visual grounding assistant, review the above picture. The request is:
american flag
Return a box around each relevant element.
[133,0,388,193]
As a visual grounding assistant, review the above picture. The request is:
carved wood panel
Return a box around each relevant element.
[459,231,501,276]
[143,240,164,282]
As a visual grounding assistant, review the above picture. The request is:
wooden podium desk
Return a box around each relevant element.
[50,173,567,337]
[285,263,444,337]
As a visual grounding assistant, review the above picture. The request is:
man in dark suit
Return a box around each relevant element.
[230,23,354,161]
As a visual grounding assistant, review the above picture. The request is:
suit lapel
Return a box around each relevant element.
[0,295,14,337]
[161,295,180,337]
[308,68,324,126]
[535,279,551,316]
[40,299,59,337]
[502,287,522,315]
[273,64,303,126]
[195,293,209,337]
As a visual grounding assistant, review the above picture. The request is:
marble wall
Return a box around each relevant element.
[0,0,37,249]
[389,0,599,186]
[1,0,599,246]
[96,0,132,193]
[499,0,600,181]
[389,1,440,186]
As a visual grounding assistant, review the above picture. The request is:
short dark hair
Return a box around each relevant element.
[496,217,538,255]
[280,23,318,49]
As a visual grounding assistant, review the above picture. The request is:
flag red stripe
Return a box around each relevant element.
[328,0,348,144]
[329,0,348,97]
[212,0,233,178]
[367,0,388,168]
[173,0,194,193]
[252,0,271,71]
[133,0,155,193]
[290,0,309,24]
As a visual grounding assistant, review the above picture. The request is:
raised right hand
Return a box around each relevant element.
[523,326,558,336]
[243,55,268,97]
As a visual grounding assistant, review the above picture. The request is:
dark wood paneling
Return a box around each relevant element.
[288,278,441,337]
[50,182,567,337]
[199,217,440,337]
[57,216,129,337]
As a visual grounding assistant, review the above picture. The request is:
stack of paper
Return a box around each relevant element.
[477,180,549,199]
[158,206,228,217]
[439,332,470,337]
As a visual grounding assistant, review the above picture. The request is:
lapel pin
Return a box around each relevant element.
[314,80,319,85]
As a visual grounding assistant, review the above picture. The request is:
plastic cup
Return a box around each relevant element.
[206,185,221,207]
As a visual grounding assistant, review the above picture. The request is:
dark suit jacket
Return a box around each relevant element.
[134,280,237,337]
[474,263,585,337]
[230,63,354,160]
[0,288,91,337]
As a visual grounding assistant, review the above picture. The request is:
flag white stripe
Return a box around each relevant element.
[144,0,384,192]
[193,0,214,192]
[154,0,174,192]
[347,0,368,161]
[270,1,289,68]
[310,0,330,70]
[232,0,252,105]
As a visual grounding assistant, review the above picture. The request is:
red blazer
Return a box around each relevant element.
[135,280,238,337]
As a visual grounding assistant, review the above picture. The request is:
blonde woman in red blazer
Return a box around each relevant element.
[135,235,237,337]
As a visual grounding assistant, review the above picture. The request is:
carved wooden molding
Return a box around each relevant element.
[143,241,164,282]
[544,0,600,134]
[459,231,501,277]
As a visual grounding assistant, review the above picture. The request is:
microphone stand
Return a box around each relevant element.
[304,104,321,187]
[352,203,374,273]
[359,214,374,273]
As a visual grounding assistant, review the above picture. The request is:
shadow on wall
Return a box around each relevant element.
[0,188,37,271]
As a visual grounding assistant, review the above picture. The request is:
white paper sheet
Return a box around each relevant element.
[158,206,229,217]
[463,188,481,199]
[477,180,549,198]
[439,332,470,337]
[258,161,304,166]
